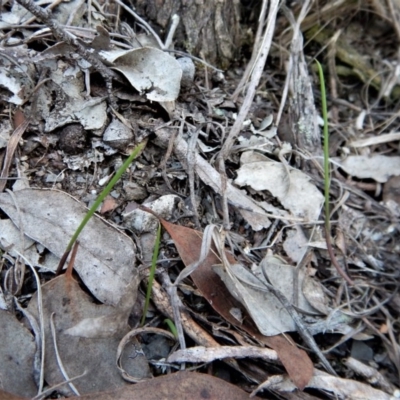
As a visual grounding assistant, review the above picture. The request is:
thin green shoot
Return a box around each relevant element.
[56,142,145,275]
[66,142,145,251]
[141,222,161,326]
[315,60,330,230]
[315,61,354,286]
[164,318,178,339]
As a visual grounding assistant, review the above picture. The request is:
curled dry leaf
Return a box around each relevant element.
[333,154,400,183]
[101,47,182,102]
[213,263,296,336]
[33,60,108,132]
[116,327,176,383]
[0,189,137,306]
[213,254,320,337]
[235,154,324,221]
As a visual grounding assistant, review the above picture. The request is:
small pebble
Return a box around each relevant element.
[58,124,87,154]
[103,119,133,150]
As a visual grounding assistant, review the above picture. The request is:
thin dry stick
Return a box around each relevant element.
[386,0,400,41]
[232,0,269,101]
[150,279,246,378]
[158,270,186,353]
[31,371,87,400]
[159,127,180,194]
[293,247,313,308]
[14,251,46,394]
[164,14,180,49]
[22,0,64,26]
[13,298,43,389]
[218,0,282,229]
[5,189,26,295]
[187,126,201,228]
[66,0,86,26]
[325,229,354,286]
[50,313,80,396]
[113,0,165,49]
[166,49,223,72]
[14,0,117,106]
[220,0,281,160]
[210,227,336,375]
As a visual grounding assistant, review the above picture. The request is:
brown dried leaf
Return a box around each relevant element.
[160,219,313,390]
[13,109,25,128]
[77,371,264,400]
[100,195,118,214]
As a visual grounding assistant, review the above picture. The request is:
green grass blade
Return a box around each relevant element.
[164,318,178,339]
[315,60,330,230]
[141,222,161,326]
[65,142,145,253]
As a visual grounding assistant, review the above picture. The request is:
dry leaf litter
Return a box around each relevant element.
[0,0,399,399]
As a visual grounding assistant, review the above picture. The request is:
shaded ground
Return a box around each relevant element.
[0,0,399,399]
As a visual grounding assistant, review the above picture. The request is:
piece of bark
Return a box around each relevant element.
[133,0,241,69]
[288,36,322,173]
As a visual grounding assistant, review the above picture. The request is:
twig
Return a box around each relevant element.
[164,14,180,49]
[220,0,281,160]
[141,224,161,326]
[218,0,282,229]
[165,49,223,72]
[231,0,269,101]
[113,0,165,50]
[315,60,354,286]
[325,226,354,286]
[22,0,64,26]
[14,251,46,394]
[187,126,201,228]
[50,313,81,396]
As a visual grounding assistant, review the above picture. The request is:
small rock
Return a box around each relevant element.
[177,57,195,87]
[58,124,87,154]
[103,119,134,150]
[123,181,148,201]
[142,336,172,360]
